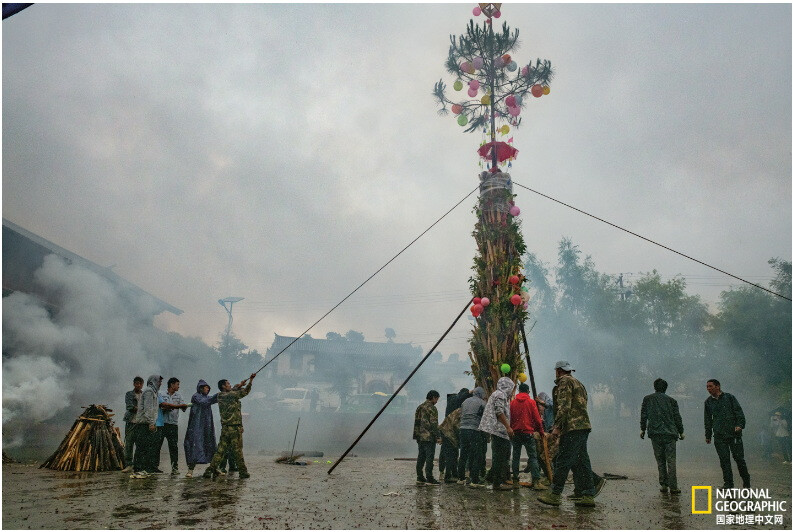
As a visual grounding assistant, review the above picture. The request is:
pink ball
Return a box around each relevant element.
[481,297,490,307]
[493,10,501,18]
[505,94,516,107]
[510,294,522,306]
[510,205,521,216]
[508,106,520,116]
[473,6,481,16]
[473,57,484,70]
[468,88,478,97]
[521,66,529,77]
[469,79,480,91]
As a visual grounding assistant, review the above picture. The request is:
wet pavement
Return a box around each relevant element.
[3,455,791,529]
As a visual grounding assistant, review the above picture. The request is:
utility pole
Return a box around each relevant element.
[218,296,244,342]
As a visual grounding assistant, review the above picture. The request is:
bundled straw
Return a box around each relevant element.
[40,404,126,471]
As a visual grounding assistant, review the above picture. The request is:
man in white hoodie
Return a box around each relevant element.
[478,377,516,490]
[130,375,162,479]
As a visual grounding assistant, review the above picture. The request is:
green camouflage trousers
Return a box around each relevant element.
[209,425,247,474]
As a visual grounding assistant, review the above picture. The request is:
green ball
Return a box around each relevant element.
[500,363,511,373]
[457,115,468,126]
[453,80,463,91]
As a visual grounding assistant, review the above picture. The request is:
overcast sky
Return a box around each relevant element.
[3,3,790,359]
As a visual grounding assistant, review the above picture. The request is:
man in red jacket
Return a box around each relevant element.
[510,383,546,489]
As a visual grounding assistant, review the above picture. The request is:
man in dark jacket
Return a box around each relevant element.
[640,378,684,494]
[413,390,441,485]
[511,383,546,488]
[122,376,144,472]
[704,379,750,489]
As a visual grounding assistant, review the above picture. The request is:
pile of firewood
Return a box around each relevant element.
[40,404,126,471]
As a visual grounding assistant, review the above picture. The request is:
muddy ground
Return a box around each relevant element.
[3,455,791,529]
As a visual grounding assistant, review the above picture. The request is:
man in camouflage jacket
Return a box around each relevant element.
[538,361,596,507]
[413,390,441,484]
[204,373,256,479]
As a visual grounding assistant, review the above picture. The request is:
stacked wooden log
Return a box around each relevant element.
[40,404,126,471]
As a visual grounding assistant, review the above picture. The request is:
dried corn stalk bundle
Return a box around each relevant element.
[40,404,126,471]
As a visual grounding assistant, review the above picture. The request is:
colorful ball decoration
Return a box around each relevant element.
[453,80,463,91]
[500,125,510,135]
[531,84,543,98]
[514,94,523,106]
[481,94,491,105]
[509,205,521,216]
[510,294,522,306]
[543,85,551,95]
[508,106,520,117]
[521,65,529,77]
[518,373,527,383]
[506,61,517,72]
[509,275,520,285]
[493,10,501,18]
[500,363,511,373]
[505,94,516,107]
[473,297,482,305]
[452,104,463,114]
[473,303,484,315]
[469,79,480,91]
[473,57,484,70]
[457,114,468,126]
[468,87,478,97]
[502,54,511,64]
[473,6,482,16]
[481,297,490,307]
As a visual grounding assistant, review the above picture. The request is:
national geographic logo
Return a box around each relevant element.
[692,486,788,525]
[691,486,712,514]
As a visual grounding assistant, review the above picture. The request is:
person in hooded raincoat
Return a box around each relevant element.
[478,376,516,490]
[130,375,162,479]
[183,379,218,478]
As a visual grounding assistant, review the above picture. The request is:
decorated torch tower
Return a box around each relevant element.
[433,3,553,394]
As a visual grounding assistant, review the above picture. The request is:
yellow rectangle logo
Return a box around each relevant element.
[691,486,712,514]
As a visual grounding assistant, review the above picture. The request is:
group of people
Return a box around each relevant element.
[414,361,755,507]
[122,373,257,479]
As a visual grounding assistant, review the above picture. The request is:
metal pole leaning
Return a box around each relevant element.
[327,297,474,475]
[519,321,538,399]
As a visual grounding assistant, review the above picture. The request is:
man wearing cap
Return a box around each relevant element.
[538,361,596,507]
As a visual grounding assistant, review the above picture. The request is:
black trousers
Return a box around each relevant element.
[132,425,158,473]
[714,436,750,488]
[551,429,594,496]
[416,441,436,480]
[458,429,487,482]
[490,436,511,486]
[154,424,179,470]
[440,436,459,478]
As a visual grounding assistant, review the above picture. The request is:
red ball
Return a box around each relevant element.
[473,303,484,314]
[531,84,543,98]
[505,95,516,107]
[510,294,522,306]
[473,297,482,305]
[470,305,477,314]
[509,275,520,285]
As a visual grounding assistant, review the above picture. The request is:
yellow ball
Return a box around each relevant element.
[518,373,527,383]
[501,125,510,134]
[481,94,491,105]
[542,85,550,95]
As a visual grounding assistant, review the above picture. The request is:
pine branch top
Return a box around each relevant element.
[432,4,555,169]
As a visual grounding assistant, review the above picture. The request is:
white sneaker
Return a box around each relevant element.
[185,470,193,478]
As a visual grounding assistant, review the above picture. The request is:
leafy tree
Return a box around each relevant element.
[325,331,344,341]
[344,330,365,342]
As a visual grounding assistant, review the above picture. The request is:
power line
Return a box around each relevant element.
[251,184,480,375]
[514,181,791,302]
